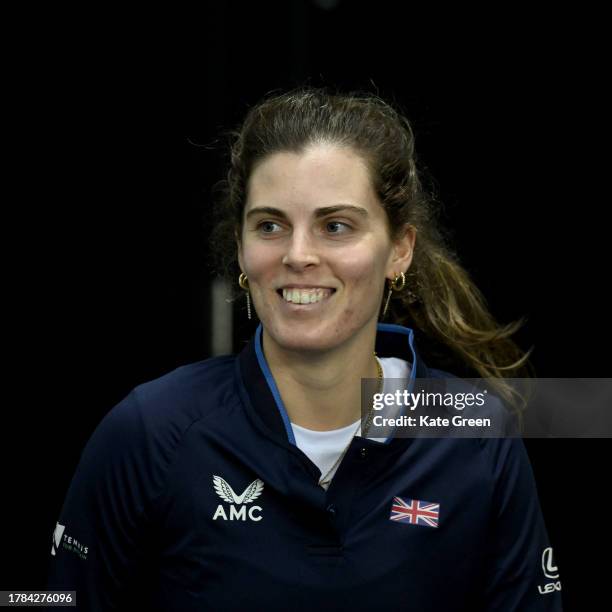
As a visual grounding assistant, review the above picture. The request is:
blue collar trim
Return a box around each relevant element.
[253,322,422,446]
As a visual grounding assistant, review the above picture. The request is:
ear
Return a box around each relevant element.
[386,224,416,279]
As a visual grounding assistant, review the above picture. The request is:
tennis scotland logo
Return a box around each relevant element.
[212,475,264,522]
[50,522,89,560]
[51,523,65,556]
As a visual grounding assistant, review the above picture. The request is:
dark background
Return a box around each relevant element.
[4,2,609,610]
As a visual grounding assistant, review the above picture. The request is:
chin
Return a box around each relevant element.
[266,322,342,353]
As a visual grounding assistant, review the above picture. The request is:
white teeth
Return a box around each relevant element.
[281,288,332,304]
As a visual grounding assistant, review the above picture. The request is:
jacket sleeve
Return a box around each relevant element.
[477,437,563,611]
[46,389,162,611]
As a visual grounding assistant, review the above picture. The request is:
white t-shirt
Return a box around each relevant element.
[291,357,411,490]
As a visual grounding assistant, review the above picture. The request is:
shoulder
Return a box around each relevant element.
[87,355,239,466]
[424,365,519,436]
[420,366,529,483]
[69,355,240,506]
[132,354,238,426]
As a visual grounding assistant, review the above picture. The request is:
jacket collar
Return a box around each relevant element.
[235,322,429,449]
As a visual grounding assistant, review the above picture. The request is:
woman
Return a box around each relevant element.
[47,87,562,611]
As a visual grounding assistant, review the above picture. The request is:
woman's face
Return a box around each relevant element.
[238,143,415,355]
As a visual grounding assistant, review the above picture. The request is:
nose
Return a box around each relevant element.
[281,228,320,270]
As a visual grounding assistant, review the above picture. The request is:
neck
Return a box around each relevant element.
[262,326,380,431]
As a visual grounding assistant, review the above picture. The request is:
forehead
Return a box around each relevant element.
[245,144,380,215]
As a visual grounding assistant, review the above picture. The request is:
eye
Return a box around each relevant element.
[256,221,282,234]
[255,220,352,235]
[326,221,352,234]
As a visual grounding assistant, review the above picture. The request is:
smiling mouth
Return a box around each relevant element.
[276,288,337,306]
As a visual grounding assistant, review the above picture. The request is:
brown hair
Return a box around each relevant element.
[208,85,534,417]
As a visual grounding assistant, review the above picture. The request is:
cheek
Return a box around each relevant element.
[335,246,386,289]
[336,253,386,319]
[241,243,277,279]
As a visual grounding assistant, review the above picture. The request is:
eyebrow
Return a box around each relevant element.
[245,204,369,221]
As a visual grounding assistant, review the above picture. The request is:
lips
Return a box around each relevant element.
[276,286,336,295]
[276,287,337,307]
[276,287,336,296]
[277,286,336,291]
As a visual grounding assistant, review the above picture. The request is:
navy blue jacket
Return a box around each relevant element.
[47,323,563,611]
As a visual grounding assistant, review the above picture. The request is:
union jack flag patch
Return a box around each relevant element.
[389,496,440,528]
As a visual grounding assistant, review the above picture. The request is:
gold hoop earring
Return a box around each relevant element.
[381,271,406,320]
[238,272,249,290]
[238,272,251,320]
[390,271,406,292]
